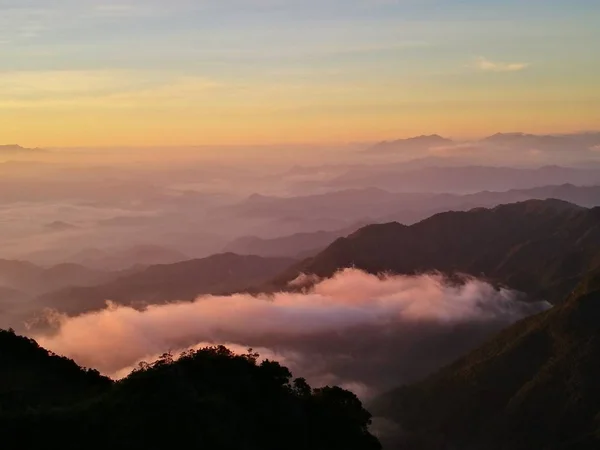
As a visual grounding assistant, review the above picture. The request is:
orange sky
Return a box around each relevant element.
[1,1,599,147]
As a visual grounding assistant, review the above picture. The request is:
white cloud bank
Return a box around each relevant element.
[35,269,550,396]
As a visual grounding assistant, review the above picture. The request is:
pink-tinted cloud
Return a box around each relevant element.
[35,269,550,395]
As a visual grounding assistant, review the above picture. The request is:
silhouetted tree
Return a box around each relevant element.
[0,334,381,450]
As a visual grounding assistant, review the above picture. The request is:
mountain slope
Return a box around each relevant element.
[36,253,297,316]
[223,223,366,258]
[482,131,600,152]
[273,199,600,303]
[223,185,600,262]
[67,244,189,270]
[230,187,410,224]
[0,329,111,412]
[367,135,454,153]
[0,331,380,450]
[371,273,600,450]
[0,259,112,294]
[0,144,44,155]
[329,165,600,193]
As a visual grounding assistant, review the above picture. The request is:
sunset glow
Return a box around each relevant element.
[1,0,599,147]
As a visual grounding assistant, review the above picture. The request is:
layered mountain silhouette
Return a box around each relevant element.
[231,188,400,223]
[36,253,296,316]
[0,260,112,294]
[0,329,380,450]
[0,286,28,314]
[367,131,600,155]
[0,144,44,155]
[273,199,600,304]
[482,131,600,152]
[44,220,78,232]
[223,223,367,258]
[329,165,600,193]
[371,272,600,450]
[381,183,600,223]
[66,244,188,271]
[367,135,453,153]
[0,260,127,330]
[218,185,600,262]
[226,184,600,244]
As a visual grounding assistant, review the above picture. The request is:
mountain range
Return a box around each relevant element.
[12,197,600,323]
[367,135,453,153]
[255,197,600,448]
[367,132,600,154]
[224,184,600,259]
[328,165,600,193]
[0,260,112,295]
[272,199,600,304]
[4,196,600,449]
[223,223,367,258]
[65,244,189,270]
[0,144,44,155]
[35,253,296,317]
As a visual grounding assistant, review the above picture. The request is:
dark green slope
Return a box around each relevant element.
[0,331,380,450]
[371,275,600,450]
[273,199,600,303]
[0,329,111,412]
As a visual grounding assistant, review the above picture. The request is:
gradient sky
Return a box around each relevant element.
[1,0,599,146]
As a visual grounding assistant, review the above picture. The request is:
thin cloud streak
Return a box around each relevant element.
[473,56,530,72]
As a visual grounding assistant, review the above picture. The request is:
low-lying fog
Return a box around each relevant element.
[1,133,599,395]
[36,269,550,398]
[3,134,600,266]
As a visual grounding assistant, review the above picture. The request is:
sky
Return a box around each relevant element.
[1,0,599,147]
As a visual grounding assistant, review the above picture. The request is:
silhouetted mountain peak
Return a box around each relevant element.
[0,144,43,153]
[347,221,408,240]
[488,132,528,138]
[44,221,78,232]
[490,198,584,215]
[36,253,297,316]
[273,199,600,303]
[246,193,274,203]
[67,245,188,271]
[368,135,453,153]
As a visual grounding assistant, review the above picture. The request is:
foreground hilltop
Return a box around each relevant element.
[273,199,600,303]
[371,271,600,450]
[0,329,110,412]
[0,329,380,450]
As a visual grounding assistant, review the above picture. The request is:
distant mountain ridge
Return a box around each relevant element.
[329,164,600,193]
[66,244,189,270]
[35,253,297,317]
[271,199,600,304]
[223,222,367,258]
[227,184,600,242]
[0,144,44,154]
[482,131,600,151]
[368,135,453,153]
[367,131,600,154]
[0,259,112,294]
